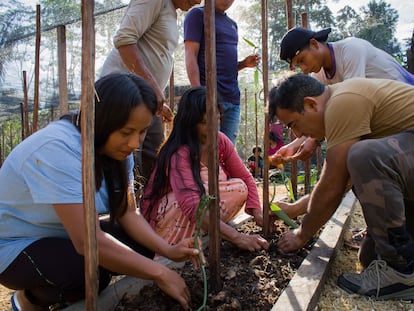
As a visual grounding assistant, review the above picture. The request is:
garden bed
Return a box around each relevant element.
[64,191,356,311]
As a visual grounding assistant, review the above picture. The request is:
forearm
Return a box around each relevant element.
[185,59,201,86]
[298,181,345,241]
[237,59,246,71]
[97,230,169,280]
[119,211,172,258]
[117,44,160,92]
[202,216,240,243]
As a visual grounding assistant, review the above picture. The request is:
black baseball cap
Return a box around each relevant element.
[280,27,331,64]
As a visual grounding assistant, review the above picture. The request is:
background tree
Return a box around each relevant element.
[347,0,400,54]
[238,0,404,75]
[0,1,35,84]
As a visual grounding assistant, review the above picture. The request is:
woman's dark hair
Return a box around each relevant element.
[62,73,156,225]
[268,73,325,123]
[144,86,222,211]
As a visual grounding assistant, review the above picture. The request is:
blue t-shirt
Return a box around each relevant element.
[0,119,134,273]
[184,7,240,104]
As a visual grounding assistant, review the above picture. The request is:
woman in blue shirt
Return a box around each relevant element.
[0,73,199,311]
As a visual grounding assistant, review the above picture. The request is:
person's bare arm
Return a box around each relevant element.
[184,40,201,87]
[118,44,165,114]
[269,136,319,166]
[278,139,358,252]
[238,54,260,71]
[53,189,199,309]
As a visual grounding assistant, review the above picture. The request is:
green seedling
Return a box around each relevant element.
[268,166,296,203]
[270,203,298,229]
[194,194,215,311]
[242,37,261,89]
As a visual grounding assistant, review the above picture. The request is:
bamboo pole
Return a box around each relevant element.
[244,88,247,163]
[23,71,29,138]
[33,5,41,133]
[205,0,222,293]
[20,103,24,140]
[81,0,98,310]
[0,126,3,166]
[254,92,259,177]
[261,0,270,236]
[164,66,174,137]
[285,0,298,199]
[57,25,69,116]
[301,13,311,194]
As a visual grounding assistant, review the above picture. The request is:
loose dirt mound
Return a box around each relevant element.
[114,219,317,310]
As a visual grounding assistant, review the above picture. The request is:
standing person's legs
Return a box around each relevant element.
[338,131,414,300]
[220,102,240,145]
[139,116,164,182]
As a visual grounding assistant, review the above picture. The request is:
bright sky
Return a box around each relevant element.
[23,0,413,43]
[326,0,414,46]
[20,0,414,49]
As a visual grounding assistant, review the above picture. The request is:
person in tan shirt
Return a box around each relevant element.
[269,73,414,301]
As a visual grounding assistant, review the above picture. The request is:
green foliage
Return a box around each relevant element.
[238,0,407,73]
[0,1,35,82]
[194,194,215,311]
[242,37,261,89]
[270,203,298,229]
[356,0,400,54]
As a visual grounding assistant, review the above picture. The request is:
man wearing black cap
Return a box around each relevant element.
[279,27,414,85]
[273,27,414,166]
[269,73,414,301]
[271,27,414,253]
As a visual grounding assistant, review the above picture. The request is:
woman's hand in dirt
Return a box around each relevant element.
[155,266,191,310]
[277,228,307,253]
[166,237,201,265]
[234,233,269,252]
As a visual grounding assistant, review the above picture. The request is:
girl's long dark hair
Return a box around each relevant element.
[146,86,222,209]
[62,73,157,225]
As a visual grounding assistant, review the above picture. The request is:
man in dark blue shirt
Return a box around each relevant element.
[184,0,260,145]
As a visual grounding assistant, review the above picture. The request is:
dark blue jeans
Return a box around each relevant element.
[220,101,241,145]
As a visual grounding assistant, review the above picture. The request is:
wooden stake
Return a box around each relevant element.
[261,0,271,236]
[33,5,41,133]
[57,25,69,116]
[81,0,98,310]
[205,0,222,293]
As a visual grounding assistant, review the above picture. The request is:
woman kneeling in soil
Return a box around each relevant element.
[141,87,273,252]
[0,73,200,311]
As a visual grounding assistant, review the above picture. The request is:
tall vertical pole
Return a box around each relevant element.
[205,0,222,292]
[261,0,270,236]
[285,0,298,199]
[33,5,41,133]
[23,71,29,138]
[81,0,98,310]
[57,25,69,116]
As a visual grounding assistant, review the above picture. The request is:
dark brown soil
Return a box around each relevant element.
[114,219,317,311]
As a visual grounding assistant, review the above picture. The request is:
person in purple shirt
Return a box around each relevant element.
[184,0,260,145]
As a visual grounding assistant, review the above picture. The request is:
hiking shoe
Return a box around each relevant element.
[337,259,414,301]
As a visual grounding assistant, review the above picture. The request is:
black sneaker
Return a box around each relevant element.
[337,259,414,301]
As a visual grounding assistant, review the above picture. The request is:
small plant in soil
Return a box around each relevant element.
[114,218,318,311]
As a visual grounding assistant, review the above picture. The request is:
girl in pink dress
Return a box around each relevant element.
[141,87,273,252]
